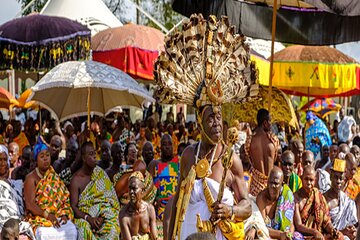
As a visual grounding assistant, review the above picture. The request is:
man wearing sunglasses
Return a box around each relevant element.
[281,150,302,193]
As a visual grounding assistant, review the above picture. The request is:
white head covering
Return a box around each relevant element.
[0,144,10,167]
[63,121,73,130]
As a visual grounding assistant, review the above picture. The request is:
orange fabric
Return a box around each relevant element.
[13,132,29,155]
[344,178,360,200]
[249,167,268,197]
[172,133,179,155]
[151,130,161,160]
[26,167,73,231]
[300,188,331,233]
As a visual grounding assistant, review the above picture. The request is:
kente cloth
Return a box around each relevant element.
[153,156,179,220]
[266,184,294,232]
[13,132,29,155]
[353,167,360,184]
[316,169,331,194]
[289,173,302,193]
[58,167,72,186]
[329,191,358,231]
[266,184,304,240]
[343,178,360,200]
[151,130,161,160]
[305,117,331,159]
[0,179,35,239]
[74,166,120,240]
[142,170,157,205]
[156,220,164,240]
[244,195,271,240]
[300,187,331,233]
[119,129,135,151]
[249,167,268,197]
[180,178,235,240]
[26,166,74,231]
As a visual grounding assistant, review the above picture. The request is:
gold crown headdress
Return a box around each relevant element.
[129,171,144,182]
[154,14,258,111]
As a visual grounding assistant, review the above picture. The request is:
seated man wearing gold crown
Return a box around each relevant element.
[324,159,358,240]
[119,171,157,240]
[154,14,258,240]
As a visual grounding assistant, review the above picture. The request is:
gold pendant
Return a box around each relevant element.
[196,159,210,178]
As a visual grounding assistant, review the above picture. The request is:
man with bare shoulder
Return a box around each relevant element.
[155,14,256,240]
[70,142,120,239]
[119,171,157,240]
[247,167,302,240]
[293,165,343,239]
[246,108,279,196]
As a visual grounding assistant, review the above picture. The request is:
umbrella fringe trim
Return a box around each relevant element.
[0,35,91,72]
[0,31,91,46]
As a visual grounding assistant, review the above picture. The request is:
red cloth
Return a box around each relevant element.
[93,46,159,81]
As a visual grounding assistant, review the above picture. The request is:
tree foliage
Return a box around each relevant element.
[17,0,47,15]
[106,0,183,32]
[17,0,184,32]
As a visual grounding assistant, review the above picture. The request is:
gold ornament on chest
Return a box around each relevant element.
[195,142,218,179]
[196,159,210,179]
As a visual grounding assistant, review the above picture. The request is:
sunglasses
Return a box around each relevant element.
[282,161,294,167]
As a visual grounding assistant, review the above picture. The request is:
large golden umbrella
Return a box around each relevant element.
[222,85,298,129]
[260,45,360,97]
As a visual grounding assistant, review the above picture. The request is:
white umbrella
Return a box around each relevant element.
[30,60,154,123]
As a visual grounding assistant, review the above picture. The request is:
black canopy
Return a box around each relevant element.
[172,0,360,45]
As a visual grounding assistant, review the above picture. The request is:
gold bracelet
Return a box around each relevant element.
[44,210,49,219]
[231,206,235,221]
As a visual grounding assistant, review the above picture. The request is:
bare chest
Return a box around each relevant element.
[126,211,150,235]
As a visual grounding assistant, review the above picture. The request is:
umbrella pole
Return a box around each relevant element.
[267,0,278,111]
[39,105,42,134]
[87,87,91,129]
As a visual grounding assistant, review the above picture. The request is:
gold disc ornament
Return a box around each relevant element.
[196,159,210,178]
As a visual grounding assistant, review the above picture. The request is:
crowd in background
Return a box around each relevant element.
[1,103,360,240]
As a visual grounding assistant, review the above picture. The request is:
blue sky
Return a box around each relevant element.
[0,0,21,25]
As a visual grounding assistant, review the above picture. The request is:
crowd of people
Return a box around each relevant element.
[2,13,360,240]
[0,102,360,240]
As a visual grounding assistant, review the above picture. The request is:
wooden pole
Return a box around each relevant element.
[87,87,91,129]
[268,0,278,111]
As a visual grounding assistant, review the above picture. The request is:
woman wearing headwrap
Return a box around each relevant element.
[0,144,35,239]
[305,111,332,159]
[24,141,78,240]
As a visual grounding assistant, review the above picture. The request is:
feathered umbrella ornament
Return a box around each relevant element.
[154,14,259,110]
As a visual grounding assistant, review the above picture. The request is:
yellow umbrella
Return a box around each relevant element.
[250,51,270,85]
[222,85,298,129]
[260,45,360,97]
[246,0,314,108]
